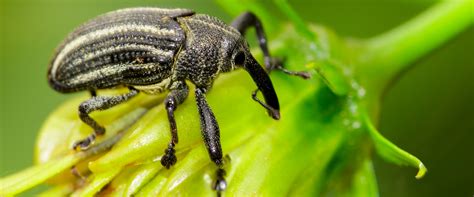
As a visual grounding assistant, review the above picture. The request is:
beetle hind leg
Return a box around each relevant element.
[73,87,139,150]
[161,81,189,169]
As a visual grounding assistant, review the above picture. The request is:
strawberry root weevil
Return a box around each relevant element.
[48,8,309,193]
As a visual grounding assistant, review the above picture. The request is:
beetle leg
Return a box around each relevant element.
[195,88,227,193]
[161,81,189,169]
[251,88,277,116]
[73,87,139,150]
[265,57,311,79]
[231,12,310,78]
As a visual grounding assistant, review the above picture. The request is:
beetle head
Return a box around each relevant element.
[231,41,280,120]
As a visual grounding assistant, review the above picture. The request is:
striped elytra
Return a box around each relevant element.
[48,8,197,92]
[48,7,247,93]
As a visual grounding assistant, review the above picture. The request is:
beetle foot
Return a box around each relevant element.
[72,134,96,151]
[161,143,177,168]
[266,57,311,79]
[213,168,227,195]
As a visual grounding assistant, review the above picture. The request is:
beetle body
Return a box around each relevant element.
[47,8,302,193]
[49,8,244,94]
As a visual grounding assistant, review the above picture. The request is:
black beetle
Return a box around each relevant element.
[48,7,308,192]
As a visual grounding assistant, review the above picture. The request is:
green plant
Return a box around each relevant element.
[0,0,471,196]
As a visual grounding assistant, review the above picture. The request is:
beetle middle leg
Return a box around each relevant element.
[161,81,189,169]
[195,87,227,193]
[73,87,139,150]
[231,12,310,79]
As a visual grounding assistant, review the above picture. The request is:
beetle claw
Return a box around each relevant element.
[161,143,177,168]
[213,168,227,194]
[72,134,96,151]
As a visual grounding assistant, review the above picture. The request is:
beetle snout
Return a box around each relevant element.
[244,55,281,120]
[269,109,280,120]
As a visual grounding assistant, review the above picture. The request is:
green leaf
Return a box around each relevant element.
[38,184,74,197]
[123,161,163,196]
[0,155,79,196]
[350,159,379,197]
[71,167,121,197]
[363,113,427,179]
[135,171,169,196]
[312,59,351,96]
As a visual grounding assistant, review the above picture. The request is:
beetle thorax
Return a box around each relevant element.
[173,14,242,88]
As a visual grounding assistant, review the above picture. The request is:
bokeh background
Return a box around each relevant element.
[0,0,472,196]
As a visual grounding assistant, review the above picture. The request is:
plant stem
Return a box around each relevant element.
[356,0,473,94]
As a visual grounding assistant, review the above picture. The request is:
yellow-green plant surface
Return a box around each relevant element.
[1,0,472,196]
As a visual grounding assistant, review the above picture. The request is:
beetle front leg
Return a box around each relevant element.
[232,12,310,79]
[195,88,227,193]
[161,81,189,169]
[74,87,139,150]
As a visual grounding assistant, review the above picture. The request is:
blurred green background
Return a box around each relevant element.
[0,0,472,196]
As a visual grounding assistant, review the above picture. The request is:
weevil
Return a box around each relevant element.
[48,7,309,192]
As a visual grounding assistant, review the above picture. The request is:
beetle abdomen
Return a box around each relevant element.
[48,8,195,93]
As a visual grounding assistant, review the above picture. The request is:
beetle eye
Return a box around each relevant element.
[234,51,246,66]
